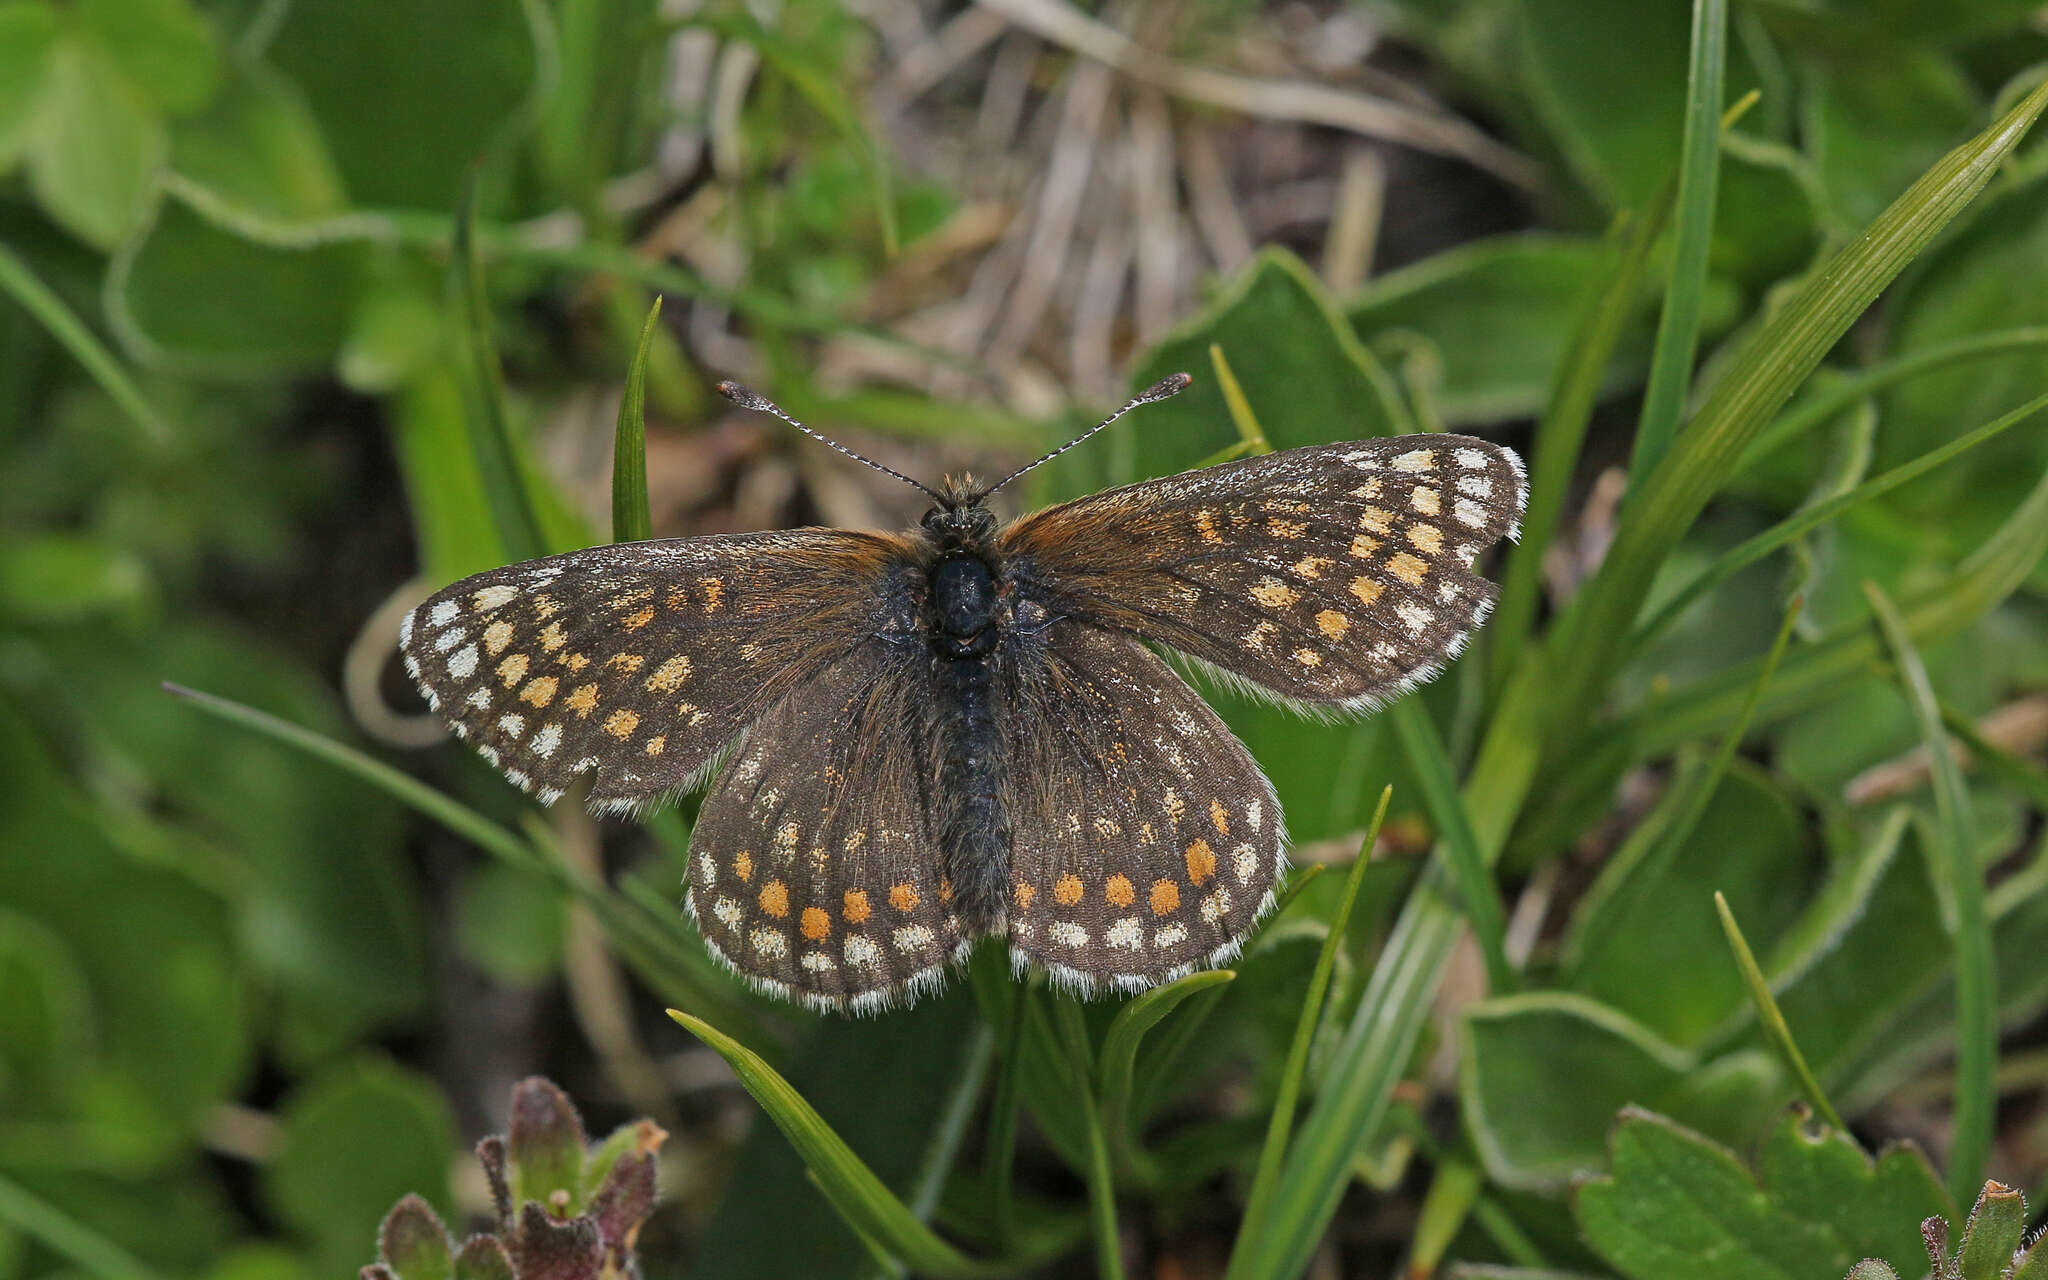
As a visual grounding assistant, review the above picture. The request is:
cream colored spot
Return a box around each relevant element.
[644,735,665,756]
[538,622,566,651]
[1359,506,1394,534]
[1201,889,1233,922]
[531,594,561,620]
[1267,518,1307,539]
[1411,487,1441,516]
[1349,535,1380,559]
[466,689,492,711]
[843,830,867,853]
[519,676,558,707]
[845,934,881,966]
[497,714,525,737]
[1294,555,1334,579]
[646,655,692,692]
[1293,647,1324,667]
[472,584,518,611]
[565,683,600,715]
[1350,576,1385,606]
[1106,917,1143,950]
[1154,922,1189,947]
[1456,447,1489,469]
[604,708,640,739]
[1185,839,1217,884]
[1193,509,1223,543]
[1233,844,1258,884]
[1210,799,1230,836]
[496,653,530,687]
[1250,577,1299,609]
[774,822,799,856]
[1164,790,1186,823]
[1408,523,1445,555]
[1387,552,1429,586]
[448,644,479,679]
[1397,601,1434,634]
[1316,610,1350,640]
[750,929,787,958]
[430,601,460,626]
[801,951,835,972]
[1457,473,1494,499]
[483,620,515,655]
[1106,875,1135,907]
[532,724,563,758]
[758,879,789,918]
[1244,621,1278,652]
[894,924,935,954]
[1246,800,1263,831]
[1392,448,1437,473]
[712,897,741,927]
[1150,880,1181,915]
[1455,497,1487,528]
[1049,921,1088,949]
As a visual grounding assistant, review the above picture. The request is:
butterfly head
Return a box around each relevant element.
[918,476,998,546]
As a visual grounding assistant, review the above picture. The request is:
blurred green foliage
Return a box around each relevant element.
[2,0,2048,1276]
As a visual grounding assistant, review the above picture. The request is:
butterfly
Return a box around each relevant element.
[401,374,1526,1014]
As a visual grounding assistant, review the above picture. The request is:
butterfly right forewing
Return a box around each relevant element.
[998,437,1526,712]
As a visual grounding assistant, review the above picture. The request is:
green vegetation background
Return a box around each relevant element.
[2,0,2047,1277]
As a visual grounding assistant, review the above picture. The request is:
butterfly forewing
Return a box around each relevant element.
[1003,625,1284,993]
[685,640,968,1013]
[1000,438,1526,710]
[400,530,914,810]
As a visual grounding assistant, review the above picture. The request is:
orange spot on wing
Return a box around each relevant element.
[699,578,726,611]
[1349,576,1385,606]
[1105,874,1135,907]
[1150,879,1180,915]
[889,883,920,912]
[1387,552,1428,585]
[843,890,871,923]
[496,653,530,687]
[1316,609,1350,640]
[733,852,753,882]
[801,907,831,941]
[623,606,655,630]
[565,683,600,714]
[643,735,665,756]
[1014,881,1036,909]
[519,676,559,706]
[1209,800,1230,836]
[604,709,640,739]
[1185,839,1217,885]
[759,879,788,917]
[1054,874,1084,906]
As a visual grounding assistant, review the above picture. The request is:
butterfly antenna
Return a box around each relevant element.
[975,373,1194,500]
[716,381,946,504]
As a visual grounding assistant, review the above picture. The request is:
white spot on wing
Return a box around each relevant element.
[430,601,460,626]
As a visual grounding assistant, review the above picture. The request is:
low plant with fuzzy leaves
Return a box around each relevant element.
[360,1076,664,1280]
[1846,1183,2048,1280]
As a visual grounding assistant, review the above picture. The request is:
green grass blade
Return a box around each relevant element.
[0,241,168,444]
[1627,0,1727,484]
[1712,891,1845,1131]
[1866,583,1993,1203]
[1565,597,1802,977]
[1542,78,2048,750]
[451,174,550,563]
[1736,327,2048,473]
[1630,391,2048,654]
[668,1010,1016,1279]
[1052,997,1125,1280]
[0,1172,163,1280]
[1939,702,2048,812]
[1098,968,1236,1183]
[983,969,1027,1248]
[1390,703,1513,993]
[1208,344,1274,455]
[612,296,660,544]
[1234,788,1392,1257]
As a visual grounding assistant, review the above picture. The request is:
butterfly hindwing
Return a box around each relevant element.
[999,437,1527,711]
[1003,624,1285,993]
[399,529,915,811]
[685,640,969,1013]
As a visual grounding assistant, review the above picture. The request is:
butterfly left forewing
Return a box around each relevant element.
[999,436,1526,711]
[1002,624,1284,993]
[400,529,914,811]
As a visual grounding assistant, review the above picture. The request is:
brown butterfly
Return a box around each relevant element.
[401,375,1526,1013]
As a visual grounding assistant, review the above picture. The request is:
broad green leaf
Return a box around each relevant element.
[1804,42,1981,232]
[75,0,221,117]
[1344,234,1663,426]
[0,3,58,171]
[456,862,566,986]
[264,1057,454,1276]
[1957,1182,2027,1280]
[1460,993,1779,1192]
[25,38,166,249]
[1565,763,1807,1045]
[1576,1108,1952,1280]
[171,64,348,223]
[0,530,151,622]
[1097,969,1236,1181]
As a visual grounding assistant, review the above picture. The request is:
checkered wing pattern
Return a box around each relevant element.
[999,437,1527,711]
[685,641,967,1014]
[399,530,914,812]
[1003,624,1283,994]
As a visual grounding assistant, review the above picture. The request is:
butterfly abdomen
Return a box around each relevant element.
[925,550,1012,929]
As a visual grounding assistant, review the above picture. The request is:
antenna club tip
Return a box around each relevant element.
[715,380,772,411]
[1140,372,1194,402]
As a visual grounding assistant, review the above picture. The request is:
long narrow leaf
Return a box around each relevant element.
[1629,391,2048,654]
[1866,583,1993,1203]
[1052,998,1124,1280]
[452,175,552,563]
[667,1011,1017,1279]
[1097,969,1236,1184]
[612,296,661,544]
[0,1173,163,1280]
[1543,79,2048,749]
[1713,891,1845,1131]
[1627,0,1727,484]
[0,241,168,443]
[1391,704,1513,992]
[1234,788,1392,1256]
